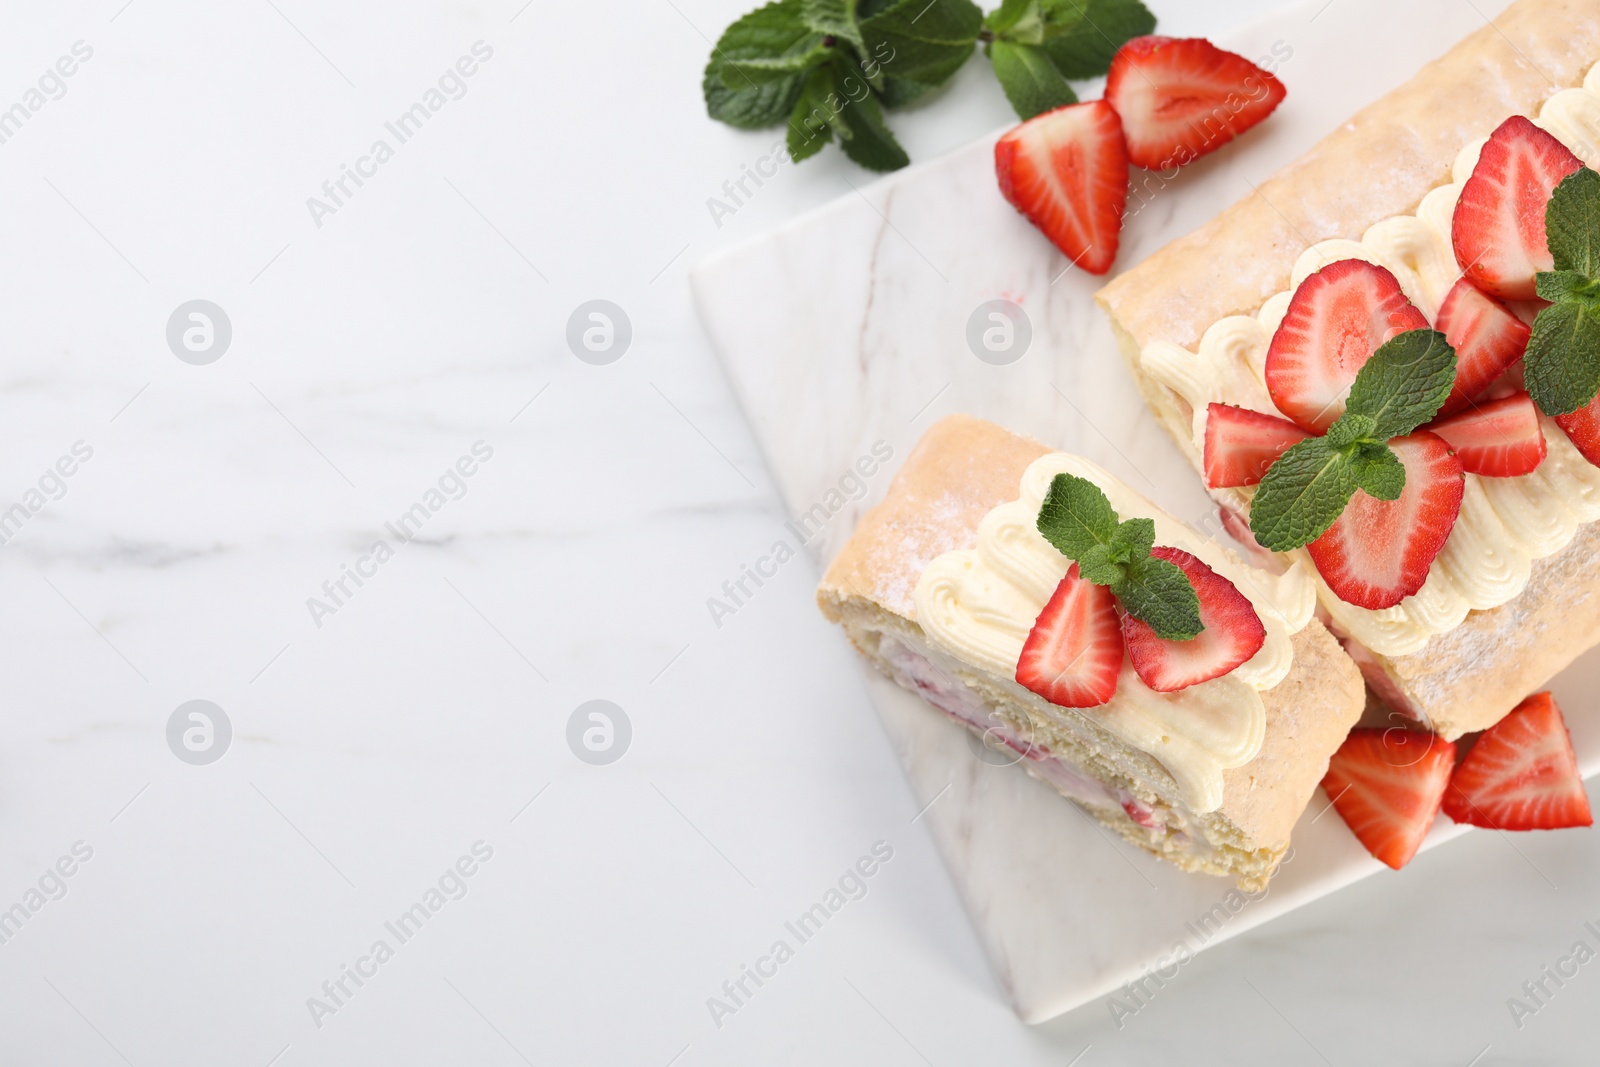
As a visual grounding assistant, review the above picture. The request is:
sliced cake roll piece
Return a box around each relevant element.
[1096,0,1600,739]
[817,414,1364,891]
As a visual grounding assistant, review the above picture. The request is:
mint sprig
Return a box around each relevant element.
[703,0,1155,169]
[1249,328,1456,552]
[1036,474,1202,640]
[1528,168,1600,415]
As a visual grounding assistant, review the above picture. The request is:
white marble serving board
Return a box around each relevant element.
[690,0,1600,1024]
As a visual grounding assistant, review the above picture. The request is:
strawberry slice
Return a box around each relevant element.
[1428,391,1547,477]
[1433,278,1532,417]
[1264,259,1430,433]
[1321,728,1457,870]
[1307,432,1465,609]
[1443,692,1592,830]
[1554,389,1600,468]
[1452,115,1583,301]
[1202,403,1311,488]
[1103,36,1287,171]
[1121,547,1265,692]
[1015,563,1124,707]
[994,100,1129,276]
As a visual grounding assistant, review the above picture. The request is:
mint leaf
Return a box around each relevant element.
[787,64,842,160]
[1348,441,1405,502]
[1075,542,1126,587]
[830,64,910,170]
[1343,328,1456,440]
[989,40,1076,119]
[705,0,816,129]
[1037,473,1118,559]
[1249,436,1358,552]
[986,0,1045,42]
[876,76,934,107]
[1547,167,1600,277]
[1115,517,1154,559]
[1536,269,1600,305]
[1526,298,1600,415]
[1118,555,1203,641]
[801,0,864,48]
[1036,473,1204,640]
[1324,412,1376,450]
[1037,0,1155,79]
[719,40,832,88]
[858,0,983,87]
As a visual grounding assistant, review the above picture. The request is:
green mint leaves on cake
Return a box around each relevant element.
[703,0,1155,171]
[1250,328,1457,552]
[1036,473,1202,640]
[1527,168,1600,416]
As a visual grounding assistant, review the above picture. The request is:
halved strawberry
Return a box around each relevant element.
[994,100,1129,276]
[1321,728,1457,870]
[1307,432,1465,609]
[1433,278,1532,417]
[1443,691,1592,830]
[1203,403,1311,488]
[1103,36,1287,171]
[1015,563,1123,707]
[1452,115,1583,301]
[1554,389,1600,468]
[1264,260,1430,433]
[1121,547,1265,692]
[1428,391,1547,477]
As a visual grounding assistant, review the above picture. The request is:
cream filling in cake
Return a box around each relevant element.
[1137,60,1600,658]
[912,452,1315,814]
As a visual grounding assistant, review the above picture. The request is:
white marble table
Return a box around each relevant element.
[4,0,1597,1064]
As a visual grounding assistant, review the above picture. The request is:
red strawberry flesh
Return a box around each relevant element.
[1554,389,1600,468]
[994,100,1129,276]
[1265,259,1430,433]
[1104,36,1286,171]
[1322,727,1457,870]
[1428,391,1547,478]
[1452,115,1583,301]
[1121,546,1266,692]
[1203,402,1311,488]
[1306,432,1465,609]
[1015,562,1124,707]
[1443,691,1592,830]
[1433,277,1531,417]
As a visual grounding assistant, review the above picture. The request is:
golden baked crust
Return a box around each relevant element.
[1364,521,1600,739]
[1094,0,1600,738]
[818,414,1365,850]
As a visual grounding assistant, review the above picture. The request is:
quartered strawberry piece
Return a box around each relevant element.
[1202,402,1311,488]
[1015,563,1124,707]
[1264,259,1430,433]
[1554,389,1600,468]
[1322,728,1457,870]
[1433,277,1532,417]
[1443,691,1592,830]
[994,99,1130,276]
[1121,547,1265,692]
[1307,432,1465,609]
[1103,36,1286,171]
[1428,391,1547,477]
[1452,115,1583,301]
